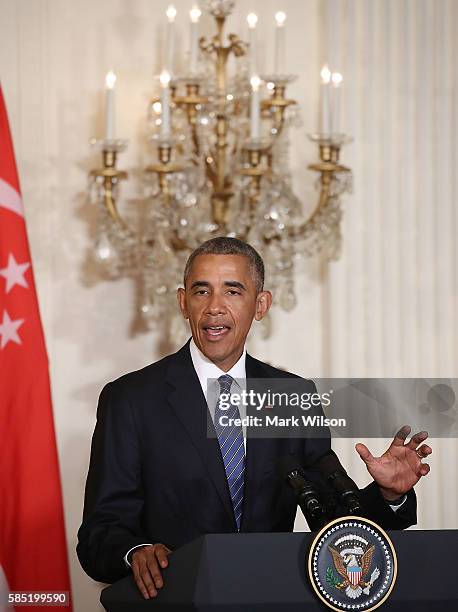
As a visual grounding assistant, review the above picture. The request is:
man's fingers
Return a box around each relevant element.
[355,443,375,464]
[131,545,169,599]
[132,558,156,600]
[155,544,171,569]
[390,425,411,447]
[407,431,429,450]
[132,571,150,599]
[416,444,432,457]
[419,463,431,476]
[146,554,164,590]
[130,543,171,598]
[140,559,158,597]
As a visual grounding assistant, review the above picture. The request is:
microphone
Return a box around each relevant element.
[279,457,328,529]
[314,450,364,516]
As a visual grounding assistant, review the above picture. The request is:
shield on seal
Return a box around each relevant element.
[347,565,362,586]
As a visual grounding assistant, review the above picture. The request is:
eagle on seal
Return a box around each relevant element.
[328,543,375,599]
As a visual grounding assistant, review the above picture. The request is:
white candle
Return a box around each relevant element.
[165,5,177,75]
[247,13,258,77]
[104,70,117,140]
[320,64,331,135]
[250,75,261,140]
[160,70,171,139]
[331,72,343,135]
[189,5,201,75]
[274,11,286,75]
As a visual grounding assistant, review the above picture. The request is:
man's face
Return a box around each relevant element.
[177,254,272,371]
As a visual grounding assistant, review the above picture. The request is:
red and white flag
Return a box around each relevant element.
[0,87,72,609]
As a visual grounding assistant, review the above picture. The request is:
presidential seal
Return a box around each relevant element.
[307,516,397,611]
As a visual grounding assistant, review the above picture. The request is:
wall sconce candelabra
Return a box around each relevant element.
[88,0,352,342]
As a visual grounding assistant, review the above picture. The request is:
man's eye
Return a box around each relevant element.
[194,289,209,295]
[227,290,241,295]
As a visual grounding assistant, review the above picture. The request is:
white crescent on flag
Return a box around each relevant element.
[0,178,23,217]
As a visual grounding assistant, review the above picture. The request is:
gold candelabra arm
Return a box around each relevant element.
[288,136,352,240]
[89,141,129,229]
[145,141,185,196]
[239,142,270,234]
[240,145,270,193]
[261,81,296,140]
[173,82,209,160]
[204,153,218,185]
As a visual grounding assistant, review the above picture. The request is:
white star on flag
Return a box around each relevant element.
[0,253,30,293]
[0,310,25,349]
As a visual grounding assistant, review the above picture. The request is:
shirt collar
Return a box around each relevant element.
[189,337,246,398]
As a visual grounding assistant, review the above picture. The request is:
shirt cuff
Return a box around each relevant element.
[388,494,407,511]
[124,543,153,568]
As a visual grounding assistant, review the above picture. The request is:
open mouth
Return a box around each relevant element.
[202,325,231,339]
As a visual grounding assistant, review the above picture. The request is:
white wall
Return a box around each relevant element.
[319,0,458,532]
[1,1,457,610]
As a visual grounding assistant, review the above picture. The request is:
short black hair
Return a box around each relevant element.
[183,237,265,293]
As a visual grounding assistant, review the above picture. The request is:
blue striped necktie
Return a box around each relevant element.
[214,374,245,530]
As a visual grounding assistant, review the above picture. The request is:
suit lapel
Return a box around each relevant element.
[165,341,236,528]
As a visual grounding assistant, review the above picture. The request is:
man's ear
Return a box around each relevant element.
[254,290,272,321]
[177,287,189,319]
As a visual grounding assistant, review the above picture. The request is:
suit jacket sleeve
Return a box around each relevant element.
[359,481,417,529]
[76,381,151,583]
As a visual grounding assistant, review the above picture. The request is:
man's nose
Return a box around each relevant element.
[206,293,226,314]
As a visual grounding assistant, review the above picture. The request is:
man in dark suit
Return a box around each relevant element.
[77,237,432,599]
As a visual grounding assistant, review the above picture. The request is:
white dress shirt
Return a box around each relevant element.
[189,337,247,450]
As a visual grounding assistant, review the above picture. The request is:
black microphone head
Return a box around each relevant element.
[314,450,363,514]
[276,457,328,528]
[344,493,363,515]
[276,455,306,480]
[314,450,347,479]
